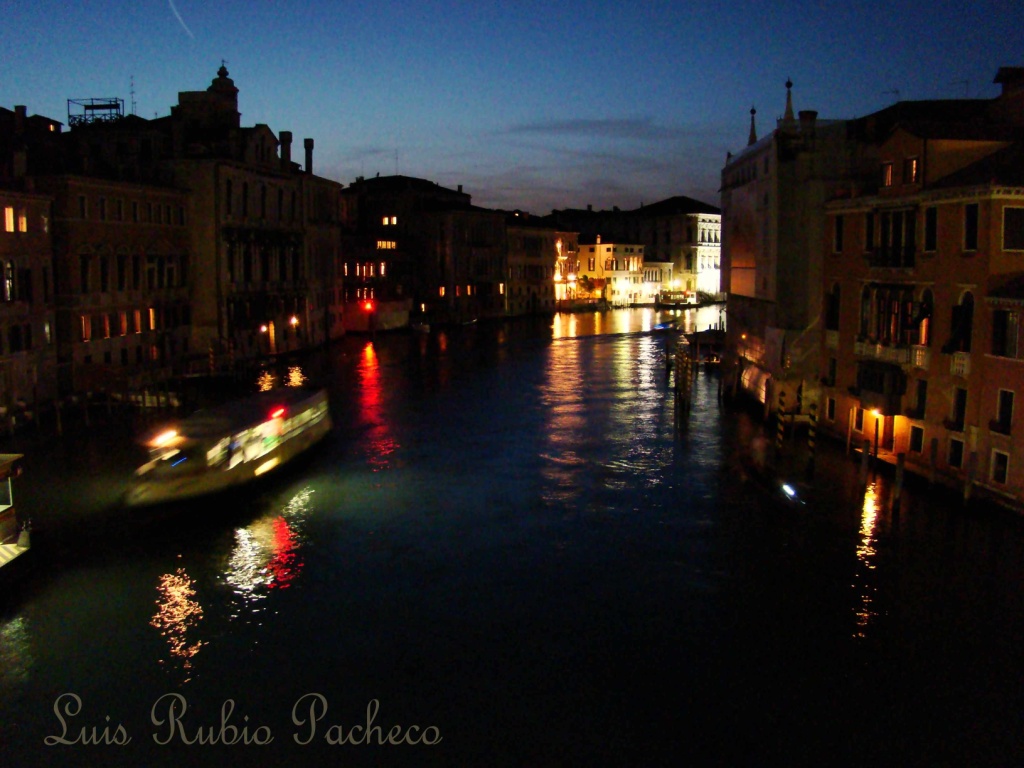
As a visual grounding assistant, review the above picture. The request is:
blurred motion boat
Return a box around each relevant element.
[125,388,331,507]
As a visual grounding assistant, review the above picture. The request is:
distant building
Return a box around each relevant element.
[340,175,506,326]
[505,212,560,315]
[577,235,645,306]
[546,195,720,304]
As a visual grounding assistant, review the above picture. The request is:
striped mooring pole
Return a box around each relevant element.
[776,388,786,450]
[806,402,817,478]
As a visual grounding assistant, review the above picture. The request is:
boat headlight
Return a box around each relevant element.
[782,483,796,498]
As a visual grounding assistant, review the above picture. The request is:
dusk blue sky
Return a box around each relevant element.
[3,1,1022,213]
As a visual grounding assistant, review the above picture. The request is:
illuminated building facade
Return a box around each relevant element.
[819,66,1024,506]
[577,235,645,306]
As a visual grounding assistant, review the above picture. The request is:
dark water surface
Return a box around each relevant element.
[1,309,1023,767]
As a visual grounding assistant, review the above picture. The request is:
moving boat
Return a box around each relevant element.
[124,387,331,507]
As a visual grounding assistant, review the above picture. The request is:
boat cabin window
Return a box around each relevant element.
[0,477,13,512]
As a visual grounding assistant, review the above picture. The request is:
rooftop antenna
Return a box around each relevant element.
[130,75,137,116]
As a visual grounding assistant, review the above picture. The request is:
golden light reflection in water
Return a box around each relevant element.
[257,370,276,392]
[0,616,34,687]
[151,568,206,682]
[286,366,307,387]
[853,481,880,638]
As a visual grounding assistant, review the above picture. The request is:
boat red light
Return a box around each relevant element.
[363,301,374,311]
[270,407,286,419]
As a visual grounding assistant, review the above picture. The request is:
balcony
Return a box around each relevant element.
[990,419,1012,436]
[854,339,911,365]
[910,345,931,370]
[951,352,971,377]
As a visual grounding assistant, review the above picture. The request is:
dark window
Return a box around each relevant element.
[910,425,924,453]
[995,390,1014,434]
[1004,208,1024,250]
[949,439,964,468]
[825,284,841,331]
[924,207,937,251]
[992,309,1019,358]
[826,397,836,421]
[833,215,844,252]
[226,180,233,215]
[854,407,864,431]
[80,255,90,294]
[865,212,874,250]
[964,204,979,250]
[945,293,974,353]
[950,387,967,432]
[992,451,1009,484]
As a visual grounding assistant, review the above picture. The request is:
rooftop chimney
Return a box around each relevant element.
[280,131,292,169]
[303,138,314,174]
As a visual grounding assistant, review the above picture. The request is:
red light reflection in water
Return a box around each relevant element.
[359,342,399,471]
[265,516,301,589]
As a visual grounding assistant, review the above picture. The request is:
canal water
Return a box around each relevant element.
[1,307,1023,767]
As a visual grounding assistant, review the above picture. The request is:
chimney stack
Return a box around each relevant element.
[304,138,314,174]
[280,131,292,169]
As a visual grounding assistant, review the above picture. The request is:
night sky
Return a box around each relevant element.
[4,0,1022,213]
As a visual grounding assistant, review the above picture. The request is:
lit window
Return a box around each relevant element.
[149,307,157,331]
[903,158,919,184]
[17,209,27,232]
[3,207,12,232]
[380,262,386,277]
[439,286,445,297]
[134,309,142,333]
[81,315,92,342]
[881,163,893,187]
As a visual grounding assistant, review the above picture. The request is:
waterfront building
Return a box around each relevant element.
[340,175,506,326]
[33,175,191,395]
[819,66,1024,507]
[0,188,56,411]
[577,235,644,306]
[38,68,341,374]
[506,212,561,315]
[720,82,852,411]
[546,196,721,303]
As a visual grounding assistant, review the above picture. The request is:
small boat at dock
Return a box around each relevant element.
[124,387,332,508]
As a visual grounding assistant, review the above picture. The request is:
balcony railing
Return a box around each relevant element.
[951,352,971,377]
[911,345,931,370]
[854,340,910,364]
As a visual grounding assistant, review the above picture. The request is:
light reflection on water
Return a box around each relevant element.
[853,480,881,638]
[224,486,313,607]
[0,616,34,688]
[150,568,206,683]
